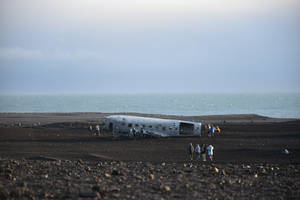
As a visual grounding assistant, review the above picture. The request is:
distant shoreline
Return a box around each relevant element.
[0,112,299,128]
[1,93,299,118]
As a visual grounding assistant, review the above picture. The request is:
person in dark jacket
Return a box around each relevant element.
[201,144,207,161]
[188,143,195,160]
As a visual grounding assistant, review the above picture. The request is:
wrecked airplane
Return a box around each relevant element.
[102,115,202,137]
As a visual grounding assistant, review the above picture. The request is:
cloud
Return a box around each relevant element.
[0,47,104,61]
[1,0,299,29]
[0,47,43,60]
[48,49,104,61]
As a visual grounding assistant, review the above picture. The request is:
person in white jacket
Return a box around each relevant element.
[207,144,214,161]
[95,124,100,136]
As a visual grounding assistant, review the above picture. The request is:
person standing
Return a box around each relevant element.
[95,124,100,136]
[195,144,201,160]
[201,144,207,161]
[89,125,93,136]
[207,124,211,133]
[133,128,137,137]
[209,124,215,137]
[140,127,144,137]
[215,125,221,134]
[207,144,214,161]
[188,143,195,161]
[129,128,133,137]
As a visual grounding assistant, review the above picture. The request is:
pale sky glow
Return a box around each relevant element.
[0,47,104,61]
[2,0,300,24]
[0,0,299,93]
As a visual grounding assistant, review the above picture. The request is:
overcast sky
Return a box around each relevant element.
[0,0,299,94]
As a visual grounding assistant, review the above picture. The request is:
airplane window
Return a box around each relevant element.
[135,124,139,127]
[162,126,166,131]
[128,123,132,128]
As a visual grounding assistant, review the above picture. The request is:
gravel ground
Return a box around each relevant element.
[1,159,300,200]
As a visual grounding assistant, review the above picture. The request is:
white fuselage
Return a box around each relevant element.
[103,115,201,137]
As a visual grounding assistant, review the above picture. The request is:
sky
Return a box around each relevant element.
[0,0,299,94]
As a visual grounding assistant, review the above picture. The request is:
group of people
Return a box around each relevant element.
[207,124,221,137]
[89,124,101,136]
[188,143,214,161]
[129,127,147,137]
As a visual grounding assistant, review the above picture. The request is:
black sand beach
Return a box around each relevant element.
[0,113,300,199]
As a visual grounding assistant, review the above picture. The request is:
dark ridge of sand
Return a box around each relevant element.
[0,113,300,199]
[0,112,298,128]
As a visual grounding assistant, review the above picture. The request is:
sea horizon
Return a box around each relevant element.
[0,93,299,118]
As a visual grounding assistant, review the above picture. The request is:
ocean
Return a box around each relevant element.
[0,93,299,118]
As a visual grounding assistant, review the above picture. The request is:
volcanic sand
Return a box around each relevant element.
[0,113,300,199]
